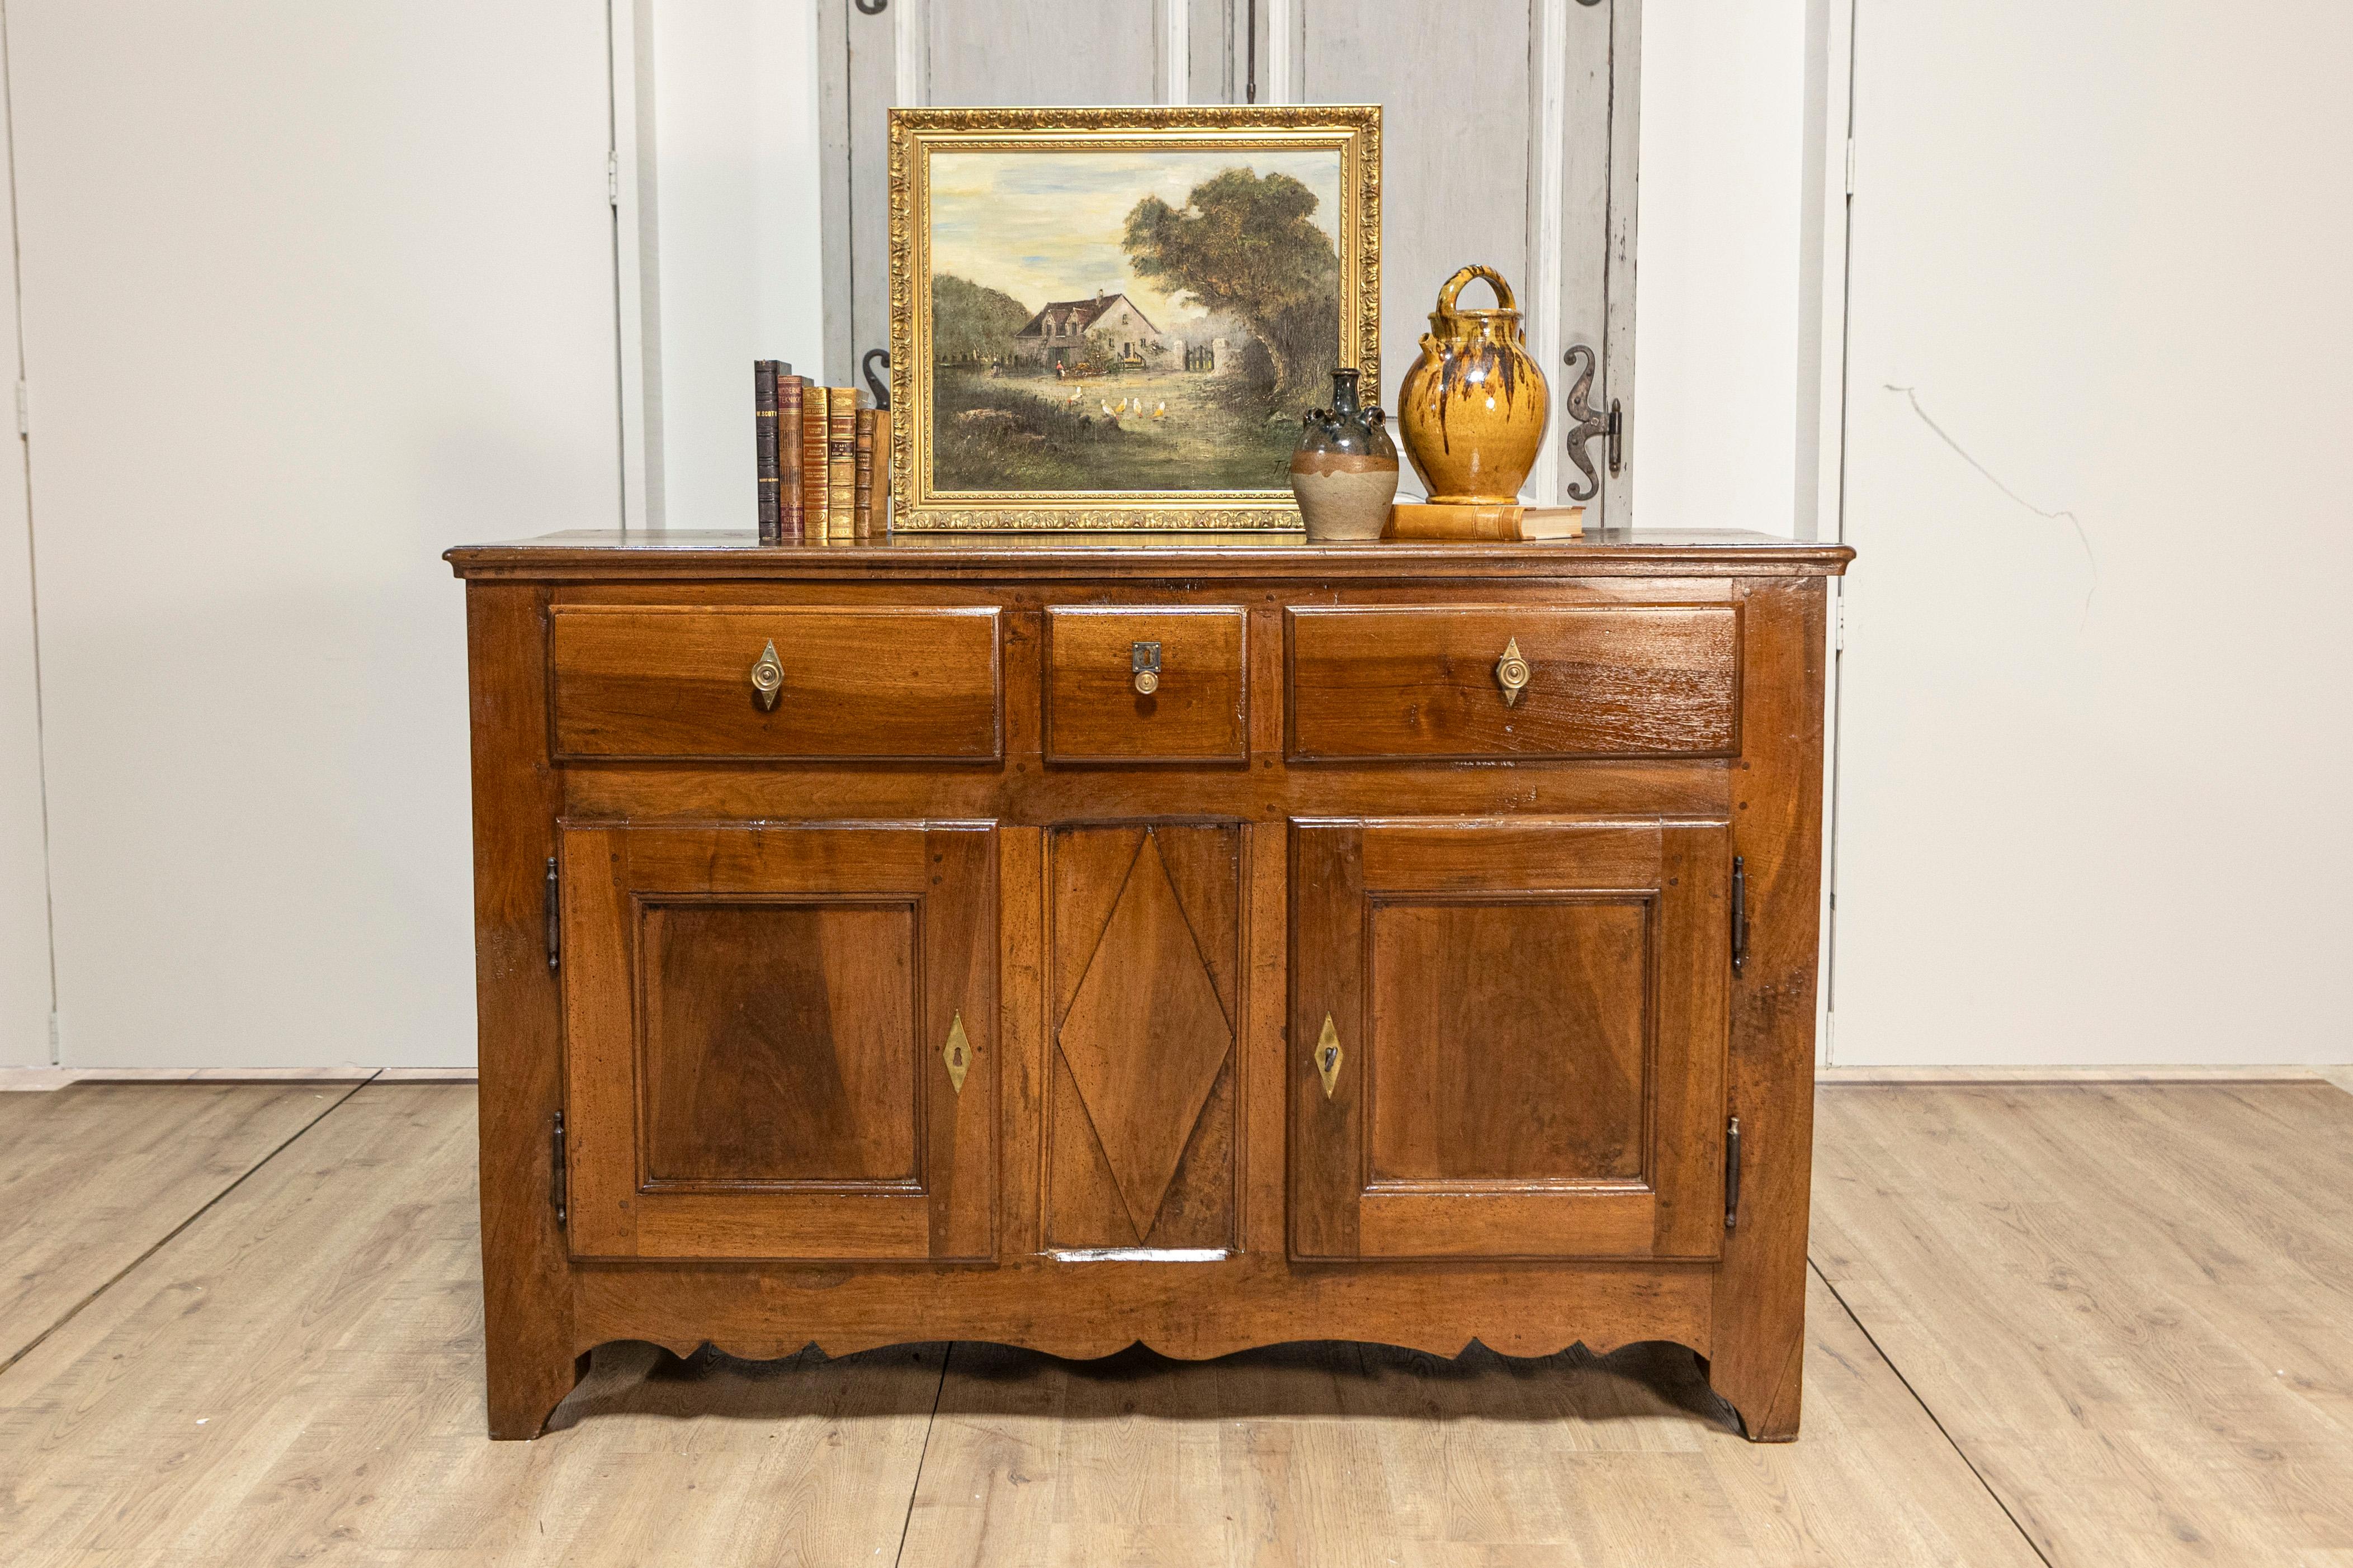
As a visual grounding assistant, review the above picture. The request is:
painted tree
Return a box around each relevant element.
[1122,169,1340,399]
[931,274,1033,363]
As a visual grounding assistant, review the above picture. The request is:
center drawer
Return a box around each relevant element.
[1043,607,1248,765]
[550,606,1001,761]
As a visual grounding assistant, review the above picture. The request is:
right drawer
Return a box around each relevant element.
[1286,604,1741,761]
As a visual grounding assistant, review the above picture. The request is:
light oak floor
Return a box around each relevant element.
[0,1081,2346,1566]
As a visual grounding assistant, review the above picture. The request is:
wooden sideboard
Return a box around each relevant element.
[447,528,1852,1441]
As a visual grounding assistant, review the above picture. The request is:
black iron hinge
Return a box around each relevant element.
[551,1111,568,1229]
[544,856,560,970]
[1731,855,1749,974]
[1724,1115,1742,1231]
[1607,400,1623,476]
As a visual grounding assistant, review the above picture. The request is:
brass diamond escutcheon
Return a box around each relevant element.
[941,1011,971,1094]
[1056,832,1234,1240]
[1314,1013,1344,1098]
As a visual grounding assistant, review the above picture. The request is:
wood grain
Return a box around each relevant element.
[1815,1082,2353,1566]
[0,1082,342,1367]
[549,605,1001,761]
[1047,824,1240,1249]
[1043,606,1248,765]
[1286,603,1740,760]
[1296,817,1730,1262]
[0,1084,948,1567]
[560,822,994,1263]
[894,1272,2044,1568]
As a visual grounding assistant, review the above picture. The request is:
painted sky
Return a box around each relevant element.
[929,148,1342,329]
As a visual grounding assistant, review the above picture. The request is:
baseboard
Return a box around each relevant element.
[0,1067,479,1092]
[1820,1064,2349,1086]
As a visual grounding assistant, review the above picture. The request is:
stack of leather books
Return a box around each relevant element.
[753,361,889,544]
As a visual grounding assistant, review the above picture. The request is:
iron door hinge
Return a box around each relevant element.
[551,1111,568,1228]
[544,856,560,970]
[1724,1116,1742,1230]
[1731,855,1749,974]
[1607,399,1623,475]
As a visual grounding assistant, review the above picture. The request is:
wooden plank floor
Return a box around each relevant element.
[0,1079,2346,1565]
[0,1081,357,1368]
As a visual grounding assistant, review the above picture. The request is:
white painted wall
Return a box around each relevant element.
[1830,1,2353,1063]
[639,0,829,529]
[8,0,621,1067]
[0,23,51,1067]
[1632,0,1810,537]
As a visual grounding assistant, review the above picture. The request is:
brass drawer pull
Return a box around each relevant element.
[1131,639,1161,696]
[1494,638,1532,707]
[749,640,785,710]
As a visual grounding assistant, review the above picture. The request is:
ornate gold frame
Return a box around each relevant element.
[889,105,1381,532]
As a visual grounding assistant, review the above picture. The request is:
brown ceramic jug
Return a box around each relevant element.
[1395,265,1551,505]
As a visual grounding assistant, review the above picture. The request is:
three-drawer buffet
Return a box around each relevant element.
[448,528,1852,1440]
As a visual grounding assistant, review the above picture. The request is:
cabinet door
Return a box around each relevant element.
[1291,818,1728,1261]
[560,823,994,1261]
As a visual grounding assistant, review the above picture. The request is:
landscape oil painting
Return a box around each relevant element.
[889,107,1380,530]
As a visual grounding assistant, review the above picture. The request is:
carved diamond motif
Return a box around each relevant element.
[1057,832,1235,1239]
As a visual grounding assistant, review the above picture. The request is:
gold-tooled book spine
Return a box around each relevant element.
[826,390,857,542]
[799,384,830,532]
[753,359,780,546]
[776,375,805,542]
[868,411,890,534]
[852,408,877,538]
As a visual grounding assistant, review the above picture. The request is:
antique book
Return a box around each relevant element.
[777,375,806,542]
[868,411,891,534]
[799,383,831,530]
[753,360,781,545]
[852,408,877,538]
[826,390,857,542]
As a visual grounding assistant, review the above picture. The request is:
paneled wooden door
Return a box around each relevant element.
[815,0,1637,518]
[559,822,995,1261]
[1290,817,1730,1261]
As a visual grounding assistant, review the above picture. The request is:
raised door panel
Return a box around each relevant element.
[1043,823,1240,1252]
[1290,817,1728,1261]
[562,823,994,1261]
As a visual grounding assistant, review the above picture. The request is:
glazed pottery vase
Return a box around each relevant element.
[1289,368,1400,541]
[1395,265,1550,504]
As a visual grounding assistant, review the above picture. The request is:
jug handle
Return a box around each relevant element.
[1437,264,1516,317]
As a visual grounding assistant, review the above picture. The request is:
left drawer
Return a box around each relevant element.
[549,606,1002,761]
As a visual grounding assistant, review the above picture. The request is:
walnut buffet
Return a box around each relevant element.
[447,528,1852,1441]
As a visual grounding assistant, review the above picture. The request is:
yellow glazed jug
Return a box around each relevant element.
[1396,266,1551,505]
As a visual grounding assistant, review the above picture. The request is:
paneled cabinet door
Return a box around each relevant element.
[1290,817,1729,1261]
[560,823,995,1262]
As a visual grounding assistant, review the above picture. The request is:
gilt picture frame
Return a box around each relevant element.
[888,105,1381,532]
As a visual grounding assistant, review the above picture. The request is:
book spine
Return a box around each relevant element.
[777,375,806,542]
[753,359,779,546]
[826,390,857,542]
[853,407,877,539]
[800,384,831,532]
[870,411,890,534]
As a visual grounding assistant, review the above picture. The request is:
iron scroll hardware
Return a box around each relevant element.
[544,857,560,970]
[853,0,887,15]
[551,1111,568,1229]
[1724,1116,1741,1230]
[1561,345,1609,501]
[1731,855,1749,974]
[862,348,891,411]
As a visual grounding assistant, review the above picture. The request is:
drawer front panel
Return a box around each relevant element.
[1286,605,1740,760]
[1044,607,1247,765]
[551,607,1001,761]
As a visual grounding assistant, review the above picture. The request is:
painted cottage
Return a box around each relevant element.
[1009,290,1166,370]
